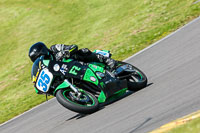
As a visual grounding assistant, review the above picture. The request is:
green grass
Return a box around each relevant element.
[167,117,200,133]
[0,0,200,124]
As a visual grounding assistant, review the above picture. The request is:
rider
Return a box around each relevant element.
[28,42,116,69]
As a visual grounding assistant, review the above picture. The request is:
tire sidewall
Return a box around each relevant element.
[117,61,148,91]
[56,89,99,114]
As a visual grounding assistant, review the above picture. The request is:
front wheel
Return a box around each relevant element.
[56,89,99,114]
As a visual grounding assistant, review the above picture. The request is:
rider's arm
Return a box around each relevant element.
[50,44,78,60]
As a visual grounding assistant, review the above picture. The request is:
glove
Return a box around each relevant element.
[62,44,78,58]
[63,50,70,58]
[51,44,77,60]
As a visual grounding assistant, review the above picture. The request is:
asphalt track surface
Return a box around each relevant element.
[1,17,200,133]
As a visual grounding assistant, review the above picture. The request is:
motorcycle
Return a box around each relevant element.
[31,50,147,114]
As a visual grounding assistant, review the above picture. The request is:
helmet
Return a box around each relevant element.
[28,42,50,62]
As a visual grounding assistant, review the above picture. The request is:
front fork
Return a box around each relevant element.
[64,79,82,99]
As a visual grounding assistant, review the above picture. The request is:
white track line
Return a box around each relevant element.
[1,16,200,127]
[124,16,200,62]
[0,98,55,127]
[193,0,200,4]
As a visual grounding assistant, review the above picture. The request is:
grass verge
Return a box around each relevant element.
[167,117,200,133]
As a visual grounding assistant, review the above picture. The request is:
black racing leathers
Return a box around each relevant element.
[50,44,116,69]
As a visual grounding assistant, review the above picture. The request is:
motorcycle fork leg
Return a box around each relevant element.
[64,79,82,98]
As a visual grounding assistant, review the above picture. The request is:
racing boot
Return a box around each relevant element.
[104,57,116,71]
[96,54,117,71]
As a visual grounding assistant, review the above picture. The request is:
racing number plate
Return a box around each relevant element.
[36,68,53,92]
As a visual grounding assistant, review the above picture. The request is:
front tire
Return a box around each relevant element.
[56,89,99,114]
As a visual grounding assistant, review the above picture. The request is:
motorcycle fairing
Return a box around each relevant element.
[53,80,70,95]
[47,60,86,79]
[45,59,128,102]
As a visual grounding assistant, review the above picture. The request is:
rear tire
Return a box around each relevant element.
[127,65,147,91]
[116,61,147,91]
[56,89,99,114]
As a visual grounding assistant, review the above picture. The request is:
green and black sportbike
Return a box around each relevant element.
[31,50,147,114]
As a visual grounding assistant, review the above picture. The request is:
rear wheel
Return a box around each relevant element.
[127,65,147,91]
[56,89,99,114]
[116,61,147,91]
